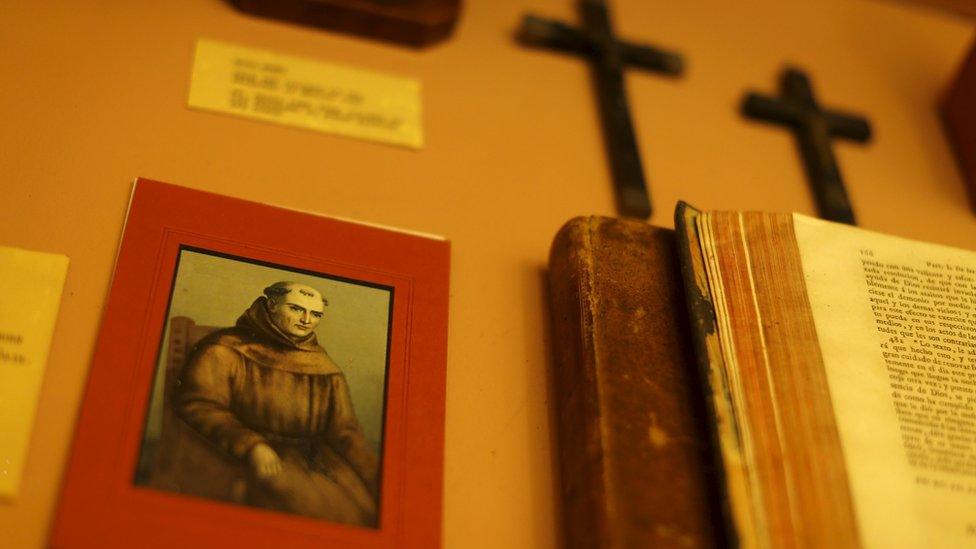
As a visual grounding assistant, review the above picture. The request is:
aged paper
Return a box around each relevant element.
[0,246,68,500]
[794,215,976,548]
[188,39,423,148]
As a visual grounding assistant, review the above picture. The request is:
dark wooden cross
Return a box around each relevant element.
[742,67,872,225]
[517,0,683,218]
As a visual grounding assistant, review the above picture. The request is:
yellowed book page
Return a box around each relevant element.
[0,247,68,501]
[188,39,423,148]
[794,214,976,548]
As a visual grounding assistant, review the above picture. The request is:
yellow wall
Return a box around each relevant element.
[0,0,973,547]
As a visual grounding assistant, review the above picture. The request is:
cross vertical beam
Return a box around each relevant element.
[742,68,872,225]
[518,0,683,218]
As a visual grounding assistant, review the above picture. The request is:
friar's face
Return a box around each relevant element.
[267,284,325,340]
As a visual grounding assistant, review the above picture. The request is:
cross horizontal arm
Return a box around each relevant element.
[518,15,591,56]
[741,93,799,125]
[620,42,683,75]
[517,15,683,76]
[825,111,872,142]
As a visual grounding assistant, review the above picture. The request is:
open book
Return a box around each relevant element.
[675,203,976,548]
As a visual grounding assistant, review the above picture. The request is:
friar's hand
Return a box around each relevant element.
[249,443,282,479]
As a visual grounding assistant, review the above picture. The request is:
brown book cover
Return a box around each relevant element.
[547,216,724,549]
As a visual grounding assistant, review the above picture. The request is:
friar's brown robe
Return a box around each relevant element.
[176,297,379,527]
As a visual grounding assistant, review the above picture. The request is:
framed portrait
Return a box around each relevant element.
[52,180,450,548]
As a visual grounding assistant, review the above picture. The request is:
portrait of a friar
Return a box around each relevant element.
[166,281,380,527]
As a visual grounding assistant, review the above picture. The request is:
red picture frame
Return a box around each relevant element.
[51,179,450,548]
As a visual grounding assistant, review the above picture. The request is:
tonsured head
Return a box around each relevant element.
[263,281,328,340]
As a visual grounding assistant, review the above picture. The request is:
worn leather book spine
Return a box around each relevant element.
[547,216,723,549]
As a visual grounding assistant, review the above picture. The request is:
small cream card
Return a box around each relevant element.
[188,39,423,148]
[0,246,68,500]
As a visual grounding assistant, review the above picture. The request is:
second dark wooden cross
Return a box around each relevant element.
[742,68,872,225]
[518,0,683,219]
